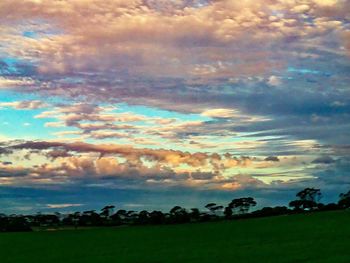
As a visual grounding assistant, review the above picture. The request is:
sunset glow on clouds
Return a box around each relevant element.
[0,0,349,213]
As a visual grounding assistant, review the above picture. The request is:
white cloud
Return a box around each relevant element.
[46,203,83,209]
[201,108,238,118]
[267,76,282,87]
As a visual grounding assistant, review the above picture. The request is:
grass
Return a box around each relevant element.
[1,210,350,263]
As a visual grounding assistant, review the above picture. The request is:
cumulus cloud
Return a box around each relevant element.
[221,174,266,190]
[0,149,260,191]
[0,0,348,123]
[1,0,347,82]
[0,77,35,89]
[343,31,350,55]
[7,140,255,171]
[0,100,48,110]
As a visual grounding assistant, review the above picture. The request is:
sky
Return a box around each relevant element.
[0,0,350,214]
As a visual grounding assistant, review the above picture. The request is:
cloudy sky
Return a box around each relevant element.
[0,0,350,213]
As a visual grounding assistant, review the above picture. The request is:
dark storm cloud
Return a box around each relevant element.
[265,156,280,162]
[0,147,13,156]
[312,156,336,164]
[1,161,12,165]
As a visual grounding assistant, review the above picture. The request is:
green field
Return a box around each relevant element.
[1,211,350,263]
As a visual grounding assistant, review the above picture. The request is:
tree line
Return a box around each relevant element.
[1,188,350,232]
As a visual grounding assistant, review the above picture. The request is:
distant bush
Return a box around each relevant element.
[251,206,290,218]
[0,216,32,232]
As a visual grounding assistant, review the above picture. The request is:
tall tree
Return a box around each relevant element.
[100,205,115,219]
[224,206,233,219]
[190,208,201,221]
[289,188,322,211]
[205,203,224,216]
[137,210,150,225]
[229,197,257,214]
[169,206,190,223]
[296,188,322,203]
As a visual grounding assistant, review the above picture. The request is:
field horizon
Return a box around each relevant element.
[1,210,349,263]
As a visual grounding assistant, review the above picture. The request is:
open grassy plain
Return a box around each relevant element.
[1,211,349,263]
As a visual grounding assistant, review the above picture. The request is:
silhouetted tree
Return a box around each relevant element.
[74,212,81,228]
[34,214,60,227]
[110,209,127,224]
[229,197,257,214]
[110,212,122,225]
[117,209,127,217]
[80,210,102,226]
[149,211,165,224]
[297,188,322,203]
[7,187,350,230]
[170,206,182,214]
[205,203,223,216]
[0,216,32,232]
[190,208,201,221]
[126,211,138,223]
[169,206,190,223]
[289,200,304,211]
[251,206,289,217]
[318,203,340,211]
[62,212,80,227]
[137,210,150,225]
[100,205,115,219]
[111,209,132,224]
[339,190,350,209]
[289,188,322,211]
[224,206,233,219]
